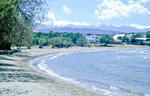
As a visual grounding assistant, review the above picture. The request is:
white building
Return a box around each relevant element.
[134,38,150,45]
[113,34,125,42]
[85,35,101,43]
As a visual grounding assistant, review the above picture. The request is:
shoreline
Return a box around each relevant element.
[0,45,150,96]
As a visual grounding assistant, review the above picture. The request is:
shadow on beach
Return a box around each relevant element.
[14,54,31,58]
[0,53,48,83]
[0,67,24,72]
[0,73,47,82]
[0,63,16,67]
[0,56,16,61]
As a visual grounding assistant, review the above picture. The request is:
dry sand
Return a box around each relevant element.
[0,45,149,96]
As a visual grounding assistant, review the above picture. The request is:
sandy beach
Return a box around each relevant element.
[0,45,149,96]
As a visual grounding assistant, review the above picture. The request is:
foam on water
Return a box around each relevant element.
[143,56,148,59]
[91,86,125,96]
[110,86,119,90]
[36,54,83,85]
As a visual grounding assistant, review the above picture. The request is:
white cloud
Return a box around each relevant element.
[130,24,150,29]
[47,12,55,20]
[137,0,150,3]
[128,0,150,4]
[128,0,135,4]
[63,5,73,15]
[95,0,150,20]
[35,21,51,25]
[52,20,90,26]
[47,12,90,26]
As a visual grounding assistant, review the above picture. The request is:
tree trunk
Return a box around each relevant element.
[0,39,11,50]
[27,46,31,49]
[0,31,11,50]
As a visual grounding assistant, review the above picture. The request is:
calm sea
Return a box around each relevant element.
[31,48,150,96]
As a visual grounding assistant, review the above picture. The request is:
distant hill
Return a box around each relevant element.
[35,25,150,34]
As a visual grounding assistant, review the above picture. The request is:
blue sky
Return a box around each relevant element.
[45,0,150,29]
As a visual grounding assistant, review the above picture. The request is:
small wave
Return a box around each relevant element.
[48,54,61,60]
[119,50,146,54]
[110,86,119,90]
[47,51,101,61]
[140,51,145,54]
[117,56,121,59]
[139,56,148,59]
[83,50,101,53]
[91,85,124,96]
[92,85,97,91]
[48,52,79,60]
[80,78,147,96]
[145,94,150,96]
[143,57,148,59]
[91,84,147,96]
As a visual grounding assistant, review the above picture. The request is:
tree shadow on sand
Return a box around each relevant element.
[14,54,31,58]
[0,63,16,67]
[0,57,16,61]
[0,68,24,72]
[0,73,47,82]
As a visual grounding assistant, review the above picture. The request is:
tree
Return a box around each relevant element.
[131,33,143,39]
[86,33,93,36]
[131,33,144,43]
[48,32,61,38]
[77,37,87,47]
[122,35,129,42]
[146,33,150,38]
[0,0,47,50]
[99,35,113,45]
[0,0,19,50]
[72,33,83,44]
[39,39,46,48]
[49,37,73,48]
[13,18,33,49]
[63,38,73,48]
[117,35,129,43]
[117,36,123,40]
[32,32,87,47]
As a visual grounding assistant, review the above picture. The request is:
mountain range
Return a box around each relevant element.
[35,25,150,34]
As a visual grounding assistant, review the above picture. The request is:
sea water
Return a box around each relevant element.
[31,49,150,96]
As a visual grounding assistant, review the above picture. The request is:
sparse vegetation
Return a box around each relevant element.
[32,32,87,48]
